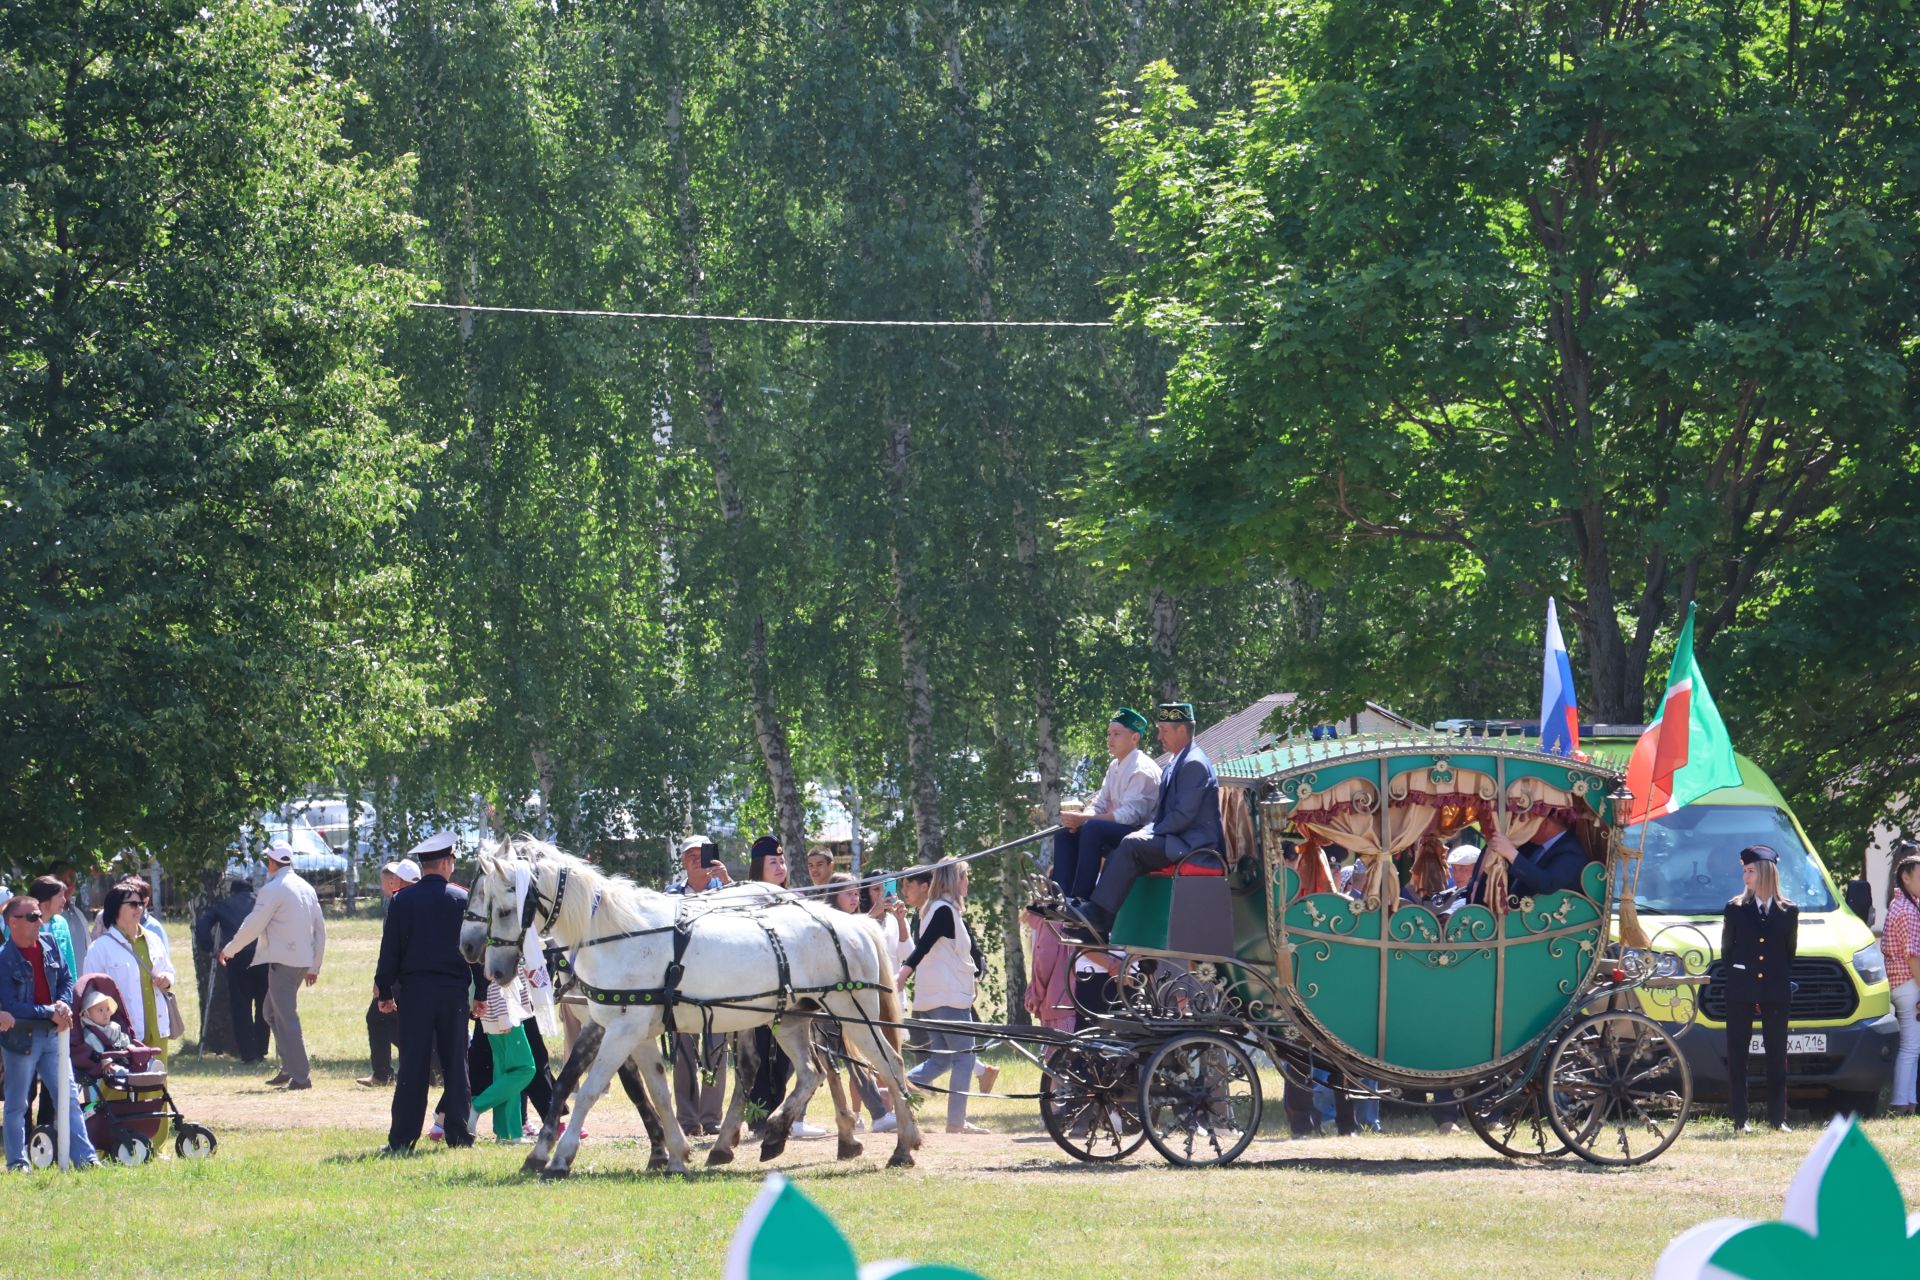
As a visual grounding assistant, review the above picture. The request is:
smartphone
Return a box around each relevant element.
[884,877,899,898]
[701,843,724,867]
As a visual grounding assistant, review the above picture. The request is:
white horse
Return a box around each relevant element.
[461,838,923,1176]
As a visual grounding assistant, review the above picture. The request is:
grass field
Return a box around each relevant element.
[3,916,1914,1278]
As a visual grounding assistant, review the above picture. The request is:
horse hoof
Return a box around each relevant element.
[706,1146,735,1166]
[520,1153,549,1175]
[886,1150,916,1169]
[647,1153,670,1171]
[759,1137,788,1162]
[837,1138,864,1160]
[540,1166,572,1182]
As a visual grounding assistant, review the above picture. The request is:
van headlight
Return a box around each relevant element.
[1852,942,1887,986]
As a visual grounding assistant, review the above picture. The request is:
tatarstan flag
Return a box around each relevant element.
[1623,603,1741,826]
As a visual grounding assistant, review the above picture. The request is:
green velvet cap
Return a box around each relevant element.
[1111,707,1150,737]
[1155,702,1196,725]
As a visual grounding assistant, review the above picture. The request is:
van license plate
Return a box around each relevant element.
[1750,1033,1825,1055]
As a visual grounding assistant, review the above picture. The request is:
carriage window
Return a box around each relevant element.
[1618,806,1834,914]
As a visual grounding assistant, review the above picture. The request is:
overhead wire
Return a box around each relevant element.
[409,300,1237,328]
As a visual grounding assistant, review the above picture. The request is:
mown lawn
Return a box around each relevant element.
[4,916,1914,1278]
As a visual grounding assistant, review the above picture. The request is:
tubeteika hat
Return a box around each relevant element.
[1155,702,1196,725]
[1739,845,1779,866]
[1111,707,1150,737]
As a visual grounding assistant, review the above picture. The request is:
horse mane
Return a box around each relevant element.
[494,833,666,936]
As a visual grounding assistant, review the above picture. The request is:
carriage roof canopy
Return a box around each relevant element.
[1217,733,1630,811]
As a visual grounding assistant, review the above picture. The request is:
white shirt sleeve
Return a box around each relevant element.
[1110,753,1162,827]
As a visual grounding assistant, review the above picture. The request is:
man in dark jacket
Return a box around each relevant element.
[1064,702,1225,943]
[194,871,268,1062]
[1,894,98,1169]
[1466,816,1591,907]
[375,833,479,1152]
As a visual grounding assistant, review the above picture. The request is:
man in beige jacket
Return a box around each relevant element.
[220,843,326,1090]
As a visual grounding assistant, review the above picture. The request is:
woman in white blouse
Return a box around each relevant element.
[86,884,178,1044]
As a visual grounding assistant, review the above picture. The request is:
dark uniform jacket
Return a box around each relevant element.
[375,874,482,1001]
[1720,896,1798,1007]
[194,889,258,967]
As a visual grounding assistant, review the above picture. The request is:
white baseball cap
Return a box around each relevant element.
[1447,846,1481,868]
[264,843,295,865]
[382,858,422,884]
[678,835,707,854]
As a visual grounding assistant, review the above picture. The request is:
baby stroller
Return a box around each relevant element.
[25,974,217,1167]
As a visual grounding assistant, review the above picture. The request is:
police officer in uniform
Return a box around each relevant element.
[1721,844,1798,1132]
[376,832,480,1152]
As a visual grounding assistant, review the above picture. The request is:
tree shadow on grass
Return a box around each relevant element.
[970,1151,1585,1177]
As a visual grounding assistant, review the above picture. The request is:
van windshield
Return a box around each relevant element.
[1618,805,1835,914]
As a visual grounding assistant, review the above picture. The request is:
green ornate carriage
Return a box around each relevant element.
[1036,735,1705,1168]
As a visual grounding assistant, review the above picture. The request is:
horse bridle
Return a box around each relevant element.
[465,865,571,950]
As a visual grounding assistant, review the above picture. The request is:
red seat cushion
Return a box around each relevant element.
[1147,861,1225,878]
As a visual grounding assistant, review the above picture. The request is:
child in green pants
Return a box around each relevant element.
[472,973,536,1141]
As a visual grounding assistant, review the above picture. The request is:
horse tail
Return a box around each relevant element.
[874,973,904,1056]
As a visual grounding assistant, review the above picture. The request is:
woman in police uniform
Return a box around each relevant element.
[1721,844,1798,1132]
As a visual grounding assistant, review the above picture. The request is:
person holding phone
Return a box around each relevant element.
[667,835,730,1135]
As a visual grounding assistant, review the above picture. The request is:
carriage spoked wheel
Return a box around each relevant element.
[1040,1044,1147,1162]
[1545,1010,1692,1166]
[1464,1074,1572,1160]
[25,1124,57,1170]
[175,1124,218,1160]
[1138,1033,1263,1168]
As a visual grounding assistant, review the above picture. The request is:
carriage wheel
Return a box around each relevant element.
[1465,1076,1572,1160]
[1039,1044,1146,1162]
[175,1124,218,1160]
[1138,1034,1262,1168]
[25,1125,57,1170]
[111,1134,152,1167]
[1546,1010,1692,1166]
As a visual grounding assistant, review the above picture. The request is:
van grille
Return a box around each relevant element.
[1701,958,1858,1022]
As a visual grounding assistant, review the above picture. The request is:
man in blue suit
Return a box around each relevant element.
[1465,816,1590,908]
[1062,702,1223,944]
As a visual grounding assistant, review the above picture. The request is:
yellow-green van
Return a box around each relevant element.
[1600,740,1899,1115]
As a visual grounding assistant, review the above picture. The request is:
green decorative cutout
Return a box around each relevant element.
[725,1174,990,1280]
[1653,1117,1920,1279]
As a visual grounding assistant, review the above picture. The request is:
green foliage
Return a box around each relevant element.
[1100,0,1920,852]
[0,0,431,872]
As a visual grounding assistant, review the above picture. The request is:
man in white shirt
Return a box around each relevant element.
[219,843,326,1090]
[1051,708,1162,901]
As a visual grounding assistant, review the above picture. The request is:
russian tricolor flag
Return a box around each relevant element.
[1539,598,1579,755]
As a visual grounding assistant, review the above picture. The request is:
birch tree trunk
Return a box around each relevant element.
[885,407,944,865]
[942,28,1061,830]
[664,72,806,855]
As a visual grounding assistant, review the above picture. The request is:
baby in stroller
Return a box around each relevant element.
[76,987,149,1098]
[50,974,214,1165]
